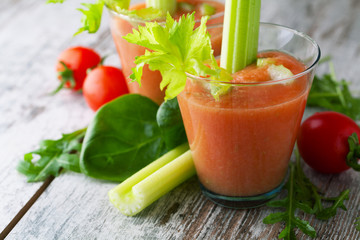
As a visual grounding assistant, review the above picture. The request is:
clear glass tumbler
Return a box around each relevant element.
[177,23,321,208]
[107,0,224,105]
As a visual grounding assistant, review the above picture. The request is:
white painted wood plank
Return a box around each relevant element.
[0,0,119,231]
[1,0,360,239]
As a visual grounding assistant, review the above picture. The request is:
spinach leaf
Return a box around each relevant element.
[157,97,187,150]
[80,94,168,182]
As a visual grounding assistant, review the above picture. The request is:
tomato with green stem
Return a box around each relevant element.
[297,111,360,174]
[83,66,129,111]
[54,46,101,93]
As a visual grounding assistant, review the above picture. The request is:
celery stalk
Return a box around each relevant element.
[108,143,195,216]
[220,0,261,73]
[146,0,177,15]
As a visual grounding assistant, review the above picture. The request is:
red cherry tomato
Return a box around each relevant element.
[83,66,129,111]
[55,46,101,92]
[297,111,360,174]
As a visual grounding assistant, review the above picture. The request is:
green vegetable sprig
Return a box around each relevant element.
[47,0,164,36]
[124,13,223,100]
[263,149,350,239]
[17,128,86,182]
[307,62,360,121]
[80,94,187,181]
[18,94,187,182]
[346,133,360,171]
[356,217,360,231]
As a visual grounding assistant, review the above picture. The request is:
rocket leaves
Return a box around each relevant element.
[263,149,350,239]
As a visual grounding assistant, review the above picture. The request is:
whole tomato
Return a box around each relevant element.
[83,66,129,111]
[297,111,360,174]
[54,46,101,93]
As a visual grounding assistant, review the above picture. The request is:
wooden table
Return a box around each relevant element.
[1,0,359,239]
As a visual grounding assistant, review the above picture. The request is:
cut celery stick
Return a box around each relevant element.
[108,143,195,216]
[268,65,293,80]
[146,0,177,15]
[220,0,261,73]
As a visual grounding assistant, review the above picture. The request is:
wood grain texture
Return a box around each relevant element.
[1,0,360,239]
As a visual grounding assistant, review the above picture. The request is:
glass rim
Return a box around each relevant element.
[106,1,225,25]
[189,22,321,86]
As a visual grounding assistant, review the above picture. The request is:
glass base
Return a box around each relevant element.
[200,180,286,209]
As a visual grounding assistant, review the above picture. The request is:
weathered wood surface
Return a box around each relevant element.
[1,0,359,239]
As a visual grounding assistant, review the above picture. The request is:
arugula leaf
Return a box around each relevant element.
[124,13,222,100]
[346,133,360,171]
[17,128,86,182]
[74,0,104,36]
[356,217,360,231]
[157,97,187,150]
[307,63,360,121]
[263,163,317,239]
[263,148,350,239]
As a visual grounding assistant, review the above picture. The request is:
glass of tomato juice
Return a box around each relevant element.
[177,23,321,208]
[107,0,224,105]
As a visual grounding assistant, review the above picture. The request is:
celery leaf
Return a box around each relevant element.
[124,13,220,100]
[74,0,104,36]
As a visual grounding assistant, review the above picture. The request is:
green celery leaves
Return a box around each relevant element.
[17,128,86,182]
[124,13,220,101]
[74,0,104,36]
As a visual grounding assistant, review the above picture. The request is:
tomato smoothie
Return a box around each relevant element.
[177,23,320,207]
[178,51,308,197]
[108,1,224,105]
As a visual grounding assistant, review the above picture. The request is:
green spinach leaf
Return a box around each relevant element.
[80,94,168,182]
[157,97,187,150]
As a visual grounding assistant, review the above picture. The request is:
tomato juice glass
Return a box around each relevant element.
[177,23,321,208]
[107,0,224,105]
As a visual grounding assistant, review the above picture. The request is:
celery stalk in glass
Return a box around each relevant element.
[146,0,177,15]
[109,143,195,216]
[220,0,261,73]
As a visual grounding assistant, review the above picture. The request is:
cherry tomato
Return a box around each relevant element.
[54,46,101,93]
[297,111,360,174]
[83,66,129,111]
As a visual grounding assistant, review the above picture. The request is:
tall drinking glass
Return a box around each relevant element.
[177,23,320,208]
[107,0,224,105]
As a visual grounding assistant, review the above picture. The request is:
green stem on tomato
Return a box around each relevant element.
[108,143,195,216]
[220,0,261,73]
[146,0,177,15]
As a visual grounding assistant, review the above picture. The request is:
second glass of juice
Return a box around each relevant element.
[107,0,224,105]
[177,23,320,208]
